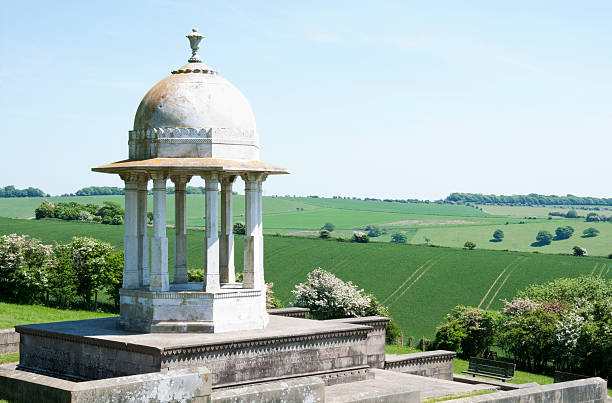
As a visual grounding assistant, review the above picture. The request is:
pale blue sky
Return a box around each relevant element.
[1,1,611,200]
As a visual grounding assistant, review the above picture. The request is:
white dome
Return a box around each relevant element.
[128,32,259,161]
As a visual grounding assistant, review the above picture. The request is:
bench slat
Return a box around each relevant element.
[463,357,516,381]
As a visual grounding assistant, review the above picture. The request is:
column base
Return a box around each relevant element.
[173,265,188,284]
[118,283,268,333]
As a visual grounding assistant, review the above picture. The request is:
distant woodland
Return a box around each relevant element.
[446,193,612,206]
[0,185,45,198]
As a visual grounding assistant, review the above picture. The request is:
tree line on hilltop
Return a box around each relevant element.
[446,192,612,206]
[0,185,46,198]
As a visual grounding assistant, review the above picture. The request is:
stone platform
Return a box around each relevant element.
[16,315,372,388]
[118,282,268,333]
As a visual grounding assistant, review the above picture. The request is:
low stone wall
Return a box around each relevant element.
[0,328,19,354]
[325,316,390,369]
[451,377,608,402]
[267,307,310,318]
[384,350,456,381]
[211,376,324,402]
[0,364,212,403]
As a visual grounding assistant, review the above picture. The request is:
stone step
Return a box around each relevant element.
[150,321,214,333]
[325,371,420,403]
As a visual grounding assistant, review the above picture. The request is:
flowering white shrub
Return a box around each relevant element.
[0,234,52,302]
[554,309,585,368]
[292,268,371,319]
[501,297,541,316]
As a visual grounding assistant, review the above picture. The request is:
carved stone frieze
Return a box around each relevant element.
[129,127,258,160]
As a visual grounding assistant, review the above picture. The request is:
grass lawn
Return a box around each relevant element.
[0,302,115,329]
[0,353,18,364]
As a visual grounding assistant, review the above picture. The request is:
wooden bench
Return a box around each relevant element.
[462,357,515,382]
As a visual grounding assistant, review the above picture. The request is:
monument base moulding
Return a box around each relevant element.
[16,315,373,388]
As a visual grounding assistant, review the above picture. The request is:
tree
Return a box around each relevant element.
[351,231,369,243]
[565,210,579,219]
[35,200,56,219]
[321,222,335,232]
[464,241,476,250]
[535,230,553,245]
[366,226,382,237]
[492,229,504,242]
[555,226,574,240]
[104,251,123,308]
[572,246,588,257]
[55,237,115,309]
[391,233,407,244]
[319,229,331,239]
[583,227,599,238]
[498,308,558,372]
[434,306,499,358]
[232,222,246,235]
[97,201,124,224]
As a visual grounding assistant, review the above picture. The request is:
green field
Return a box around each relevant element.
[4,196,612,256]
[1,217,610,340]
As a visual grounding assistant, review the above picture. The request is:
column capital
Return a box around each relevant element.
[169,174,192,187]
[220,174,237,185]
[136,174,150,186]
[200,172,220,182]
[150,171,168,181]
[120,172,143,183]
[241,172,267,183]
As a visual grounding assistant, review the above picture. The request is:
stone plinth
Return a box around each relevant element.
[325,316,389,369]
[118,282,268,333]
[0,328,19,354]
[16,315,372,388]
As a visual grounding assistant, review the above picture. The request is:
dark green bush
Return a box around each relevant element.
[351,232,369,243]
[233,222,246,235]
[321,222,335,232]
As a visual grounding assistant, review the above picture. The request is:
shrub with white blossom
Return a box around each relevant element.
[0,234,52,303]
[292,268,371,319]
[292,268,401,343]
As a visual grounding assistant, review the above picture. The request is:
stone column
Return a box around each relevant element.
[137,175,149,287]
[203,173,220,292]
[171,175,190,284]
[150,173,169,292]
[220,175,236,284]
[121,173,140,289]
[243,173,266,289]
[257,178,266,270]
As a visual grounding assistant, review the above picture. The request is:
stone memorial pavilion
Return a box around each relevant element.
[91,28,287,334]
